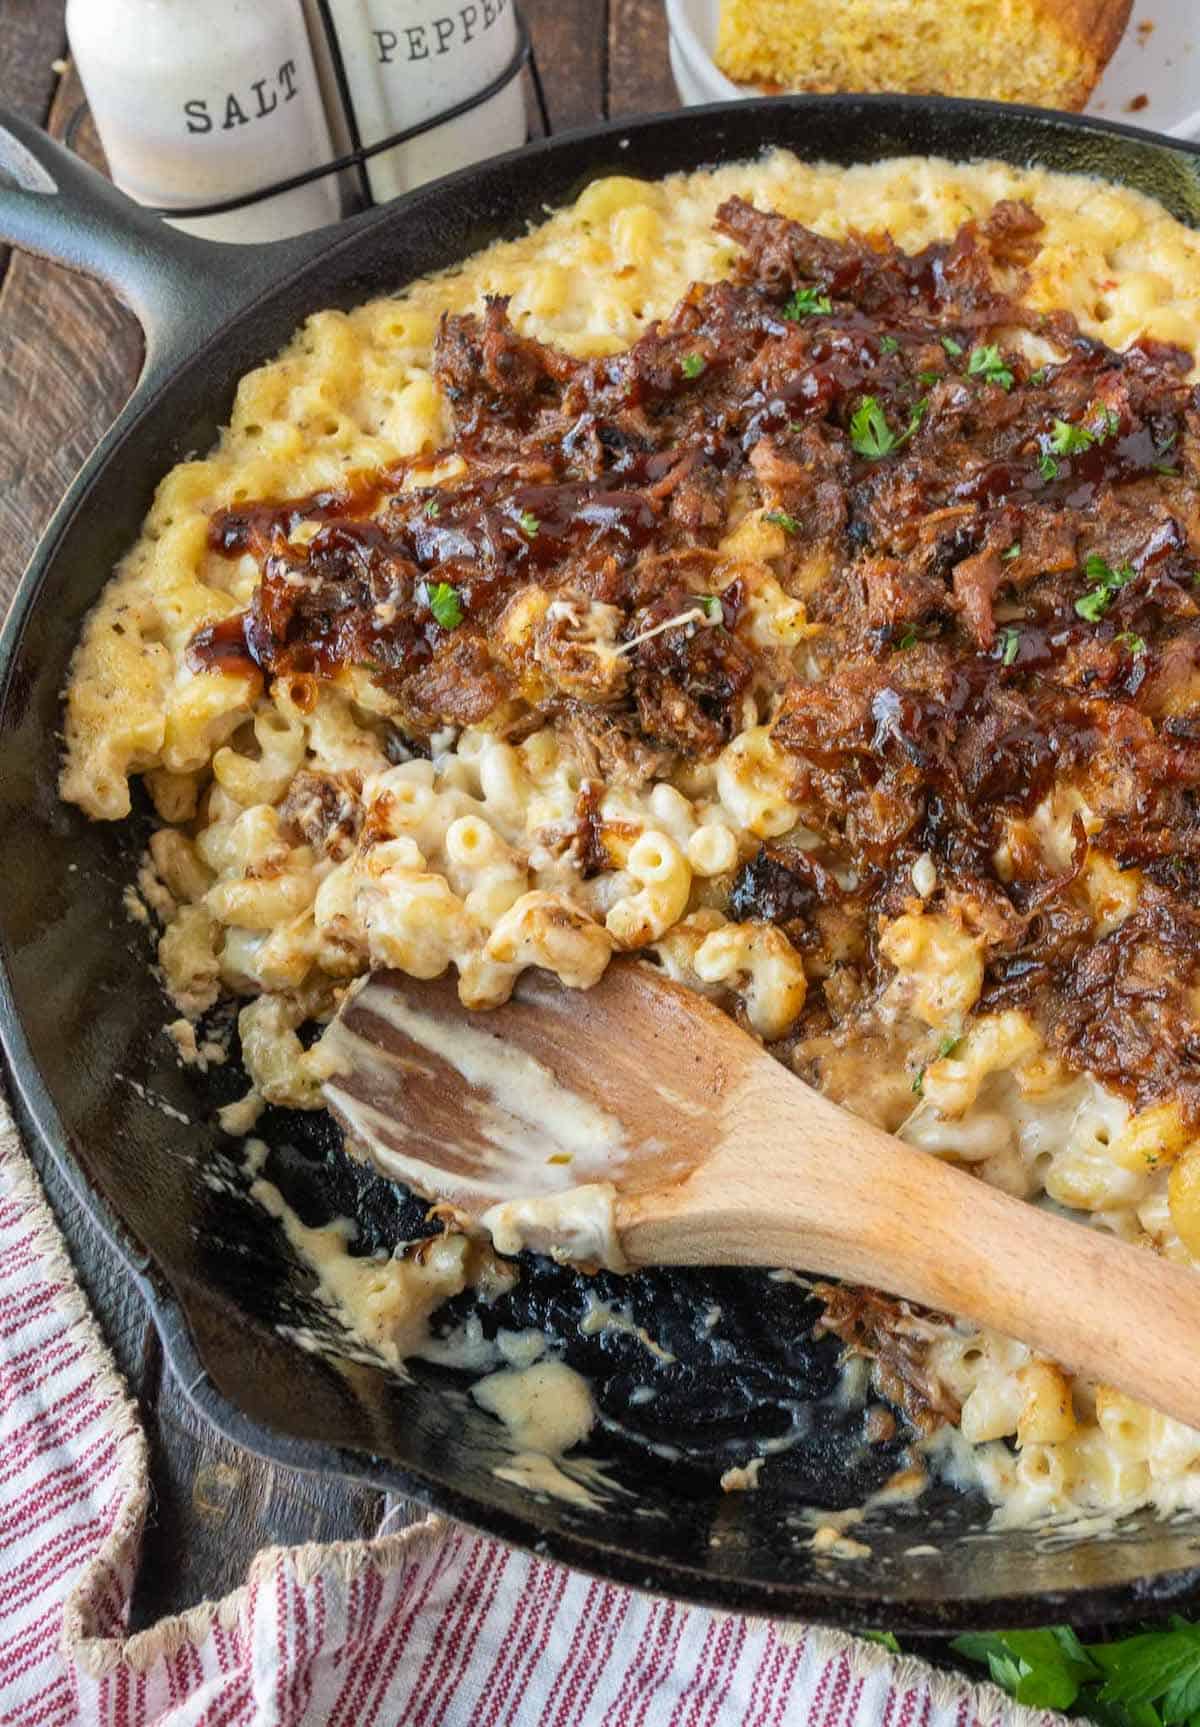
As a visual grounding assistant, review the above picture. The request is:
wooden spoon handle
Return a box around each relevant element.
[619,1061,1200,1430]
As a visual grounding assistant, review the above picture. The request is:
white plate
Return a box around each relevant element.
[666,0,1200,140]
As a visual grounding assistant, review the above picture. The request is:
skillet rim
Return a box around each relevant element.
[6,90,1200,1630]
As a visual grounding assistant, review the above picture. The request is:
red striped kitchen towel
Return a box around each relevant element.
[0,1095,1052,1727]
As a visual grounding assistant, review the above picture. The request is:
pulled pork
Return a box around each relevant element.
[194,184,1200,1121]
[811,1282,962,1436]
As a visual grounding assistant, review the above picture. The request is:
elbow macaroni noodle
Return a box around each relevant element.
[60,149,1200,1529]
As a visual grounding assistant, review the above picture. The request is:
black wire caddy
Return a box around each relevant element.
[67,2,551,226]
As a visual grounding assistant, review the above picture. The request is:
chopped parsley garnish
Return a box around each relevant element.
[896,626,919,650]
[783,285,833,318]
[697,594,723,621]
[1039,452,1060,482]
[681,352,706,379]
[940,334,964,356]
[1155,434,1179,476]
[914,1034,963,1094]
[879,334,901,354]
[999,626,1021,666]
[849,395,925,459]
[424,581,463,630]
[1075,590,1110,623]
[424,497,441,518]
[917,369,941,387]
[1094,406,1120,441]
[1049,417,1095,456]
[1116,630,1147,655]
[1075,552,1135,621]
[1001,542,1021,561]
[966,344,1013,390]
[764,509,800,534]
[517,508,540,538]
[1077,590,1111,625]
[1084,551,1132,587]
[1028,366,1047,386]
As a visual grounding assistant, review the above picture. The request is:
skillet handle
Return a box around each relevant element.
[0,106,323,384]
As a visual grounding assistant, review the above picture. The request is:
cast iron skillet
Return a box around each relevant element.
[4,95,1200,1634]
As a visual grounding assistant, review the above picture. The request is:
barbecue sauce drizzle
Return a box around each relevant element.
[191,195,1200,1121]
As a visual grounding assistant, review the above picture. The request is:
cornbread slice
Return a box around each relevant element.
[715,0,1132,110]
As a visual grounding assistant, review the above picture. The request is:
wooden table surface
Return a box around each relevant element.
[0,0,676,1629]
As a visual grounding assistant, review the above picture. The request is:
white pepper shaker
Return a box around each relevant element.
[66,0,344,242]
[303,0,526,205]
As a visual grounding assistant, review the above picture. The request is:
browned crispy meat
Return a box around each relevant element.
[571,779,609,877]
[559,704,675,789]
[191,197,1200,1122]
[436,297,579,434]
[279,769,362,860]
[628,584,757,755]
[811,1282,961,1436]
[714,194,1048,326]
[986,882,1200,1120]
[728,842,840,926]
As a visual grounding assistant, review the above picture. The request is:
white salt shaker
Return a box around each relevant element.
[66,0,344,242]
[304,0,527,204]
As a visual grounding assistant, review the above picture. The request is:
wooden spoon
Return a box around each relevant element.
[323,960,1200,1430]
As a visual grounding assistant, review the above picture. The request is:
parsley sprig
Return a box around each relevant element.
[849,395,926,459]
[1076,551,1135,622]
[681,352,706,379]
[966,344,1013,391]
[911,1033,961,1096]
[764,509,800,534]
[954,1616,1200,1722]
[783,285,833,319]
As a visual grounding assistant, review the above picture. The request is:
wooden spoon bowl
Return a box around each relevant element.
[324,960,1200,1432]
